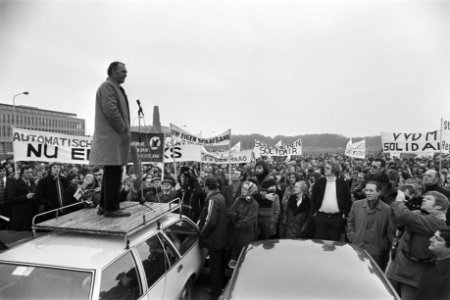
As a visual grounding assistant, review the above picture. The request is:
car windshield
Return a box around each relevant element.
[0,263,92,299]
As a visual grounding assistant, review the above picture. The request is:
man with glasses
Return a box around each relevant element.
[368,158,390,187]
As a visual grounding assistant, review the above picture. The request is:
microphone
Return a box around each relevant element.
[136,99,144,116]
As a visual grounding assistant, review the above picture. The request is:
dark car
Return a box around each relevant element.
[220,239,400,299]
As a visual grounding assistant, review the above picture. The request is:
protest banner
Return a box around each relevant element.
[381,130,442,153]
[230,141,241,152]
[131,133,164,163]
[253,138,302,157]
[389,151,402,159]
[441,118,450,154]
[201,149,253,165]
[163,144,202,163]
[12,128,203,165]
[344,139,366,159]
[170,123,231,146]
[12,127,92,164]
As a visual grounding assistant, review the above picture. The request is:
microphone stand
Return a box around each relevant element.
[136,101,154,221]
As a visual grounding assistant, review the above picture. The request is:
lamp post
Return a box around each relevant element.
[11,91,29,176]
[12,91,29,127]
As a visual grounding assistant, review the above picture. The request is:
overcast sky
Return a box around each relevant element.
[1,0,449,138]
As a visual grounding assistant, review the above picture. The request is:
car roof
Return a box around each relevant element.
[0,212,183,271]
[227,239,399,299]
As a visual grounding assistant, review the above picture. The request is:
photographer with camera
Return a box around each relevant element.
[174,166,205,223]
[422,169,450,225]
[386,189,449,300]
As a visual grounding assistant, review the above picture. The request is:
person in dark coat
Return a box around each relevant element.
[223,170,243,207]
[146,176,177,203]
[252,160,280,239]
[198,177,228,300]
[415,226,450,300]
[284,180,311,239]
[0,164,14,229]
[311,160,352,241]
[35,162,69,219]
[227,180,259,263]
[8,165,37,231]
[174,166,205,222]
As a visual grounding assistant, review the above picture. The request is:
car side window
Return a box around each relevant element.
[163,220,199,255]
[158,233,180,266]
[99,251,142,300]
[135,235,168,288]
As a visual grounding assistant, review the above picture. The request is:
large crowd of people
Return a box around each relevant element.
[1,152,450,299]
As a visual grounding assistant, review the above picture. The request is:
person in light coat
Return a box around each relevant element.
[89,62,131,218]
[346,181,391,268]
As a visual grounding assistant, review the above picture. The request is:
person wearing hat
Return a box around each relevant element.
[146,176,176,203]
[227,180,259,264]
[198,177,228,300]
[142,177,160,202]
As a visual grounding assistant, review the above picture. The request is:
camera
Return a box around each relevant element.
[267,188,276,194]
[404,194,422,211]
[260,188,276,194]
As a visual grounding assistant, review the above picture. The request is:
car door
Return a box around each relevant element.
[155,232,185,299]
[162,219,203,278]
[134,234,169,299]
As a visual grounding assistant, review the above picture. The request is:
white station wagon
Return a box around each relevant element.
[0,199,204,300]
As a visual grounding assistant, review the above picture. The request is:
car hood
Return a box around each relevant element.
[224,239,398,299]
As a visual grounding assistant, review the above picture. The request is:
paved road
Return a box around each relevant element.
[193,268,232,300]
[193,272,212,300]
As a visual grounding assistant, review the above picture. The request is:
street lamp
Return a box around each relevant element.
[12,91,29,127]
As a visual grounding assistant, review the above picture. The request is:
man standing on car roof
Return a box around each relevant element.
[198,177,228,300]
[90,62,131,218]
